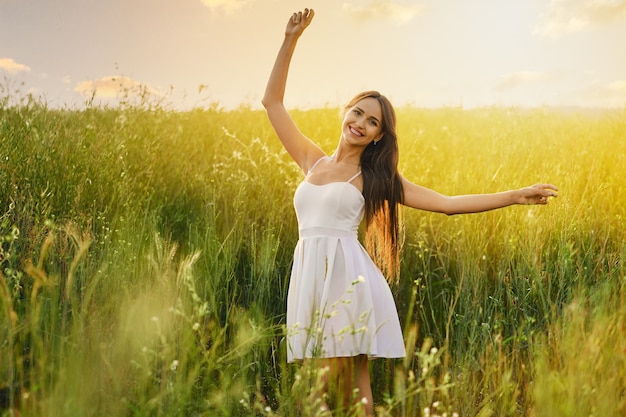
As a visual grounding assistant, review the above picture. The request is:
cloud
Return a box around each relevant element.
[343,0,422,25]
[534,0,626,38]
[74,76,162,99]
[591,79,626,98]
[200,0,252,14]
[576,79,626,107]
[607,80,626,92]
[495,71,554,91]
[0,58,31,73]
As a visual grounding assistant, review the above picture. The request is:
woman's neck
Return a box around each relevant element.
[333,142,363,167]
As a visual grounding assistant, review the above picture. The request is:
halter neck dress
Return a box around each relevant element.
[286,156,406,362]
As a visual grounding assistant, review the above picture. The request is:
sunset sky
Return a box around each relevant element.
[2,0,625,110]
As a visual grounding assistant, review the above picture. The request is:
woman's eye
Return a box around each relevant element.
[369,119,378,127]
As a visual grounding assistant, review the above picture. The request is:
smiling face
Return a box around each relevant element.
[341,97,384,148]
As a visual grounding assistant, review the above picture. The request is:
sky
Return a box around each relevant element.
[1,0,626,110]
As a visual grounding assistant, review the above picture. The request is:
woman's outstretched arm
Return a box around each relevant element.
[262,8,324,173]
[401,177,558,215]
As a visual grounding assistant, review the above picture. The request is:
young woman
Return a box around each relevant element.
[262,9,558,416]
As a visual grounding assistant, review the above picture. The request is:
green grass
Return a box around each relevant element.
[1,89,625,416]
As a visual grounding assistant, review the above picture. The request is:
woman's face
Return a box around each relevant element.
[341,97,383,147]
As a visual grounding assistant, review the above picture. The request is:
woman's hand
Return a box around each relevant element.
[285,8,314,38]
[516,184,559,205]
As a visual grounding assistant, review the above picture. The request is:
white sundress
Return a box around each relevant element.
[286,156,406,362]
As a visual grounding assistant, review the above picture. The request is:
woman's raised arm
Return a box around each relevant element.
[262,9,324,173]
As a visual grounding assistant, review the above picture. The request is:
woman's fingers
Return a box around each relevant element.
[533,183,559,197]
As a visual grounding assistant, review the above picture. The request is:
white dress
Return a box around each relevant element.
[286,156,406,362]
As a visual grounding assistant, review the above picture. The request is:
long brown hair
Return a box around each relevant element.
[344,91,404,281]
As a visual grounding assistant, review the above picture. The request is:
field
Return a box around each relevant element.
[1,90,625,416]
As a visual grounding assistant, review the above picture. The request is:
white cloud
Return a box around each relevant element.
[74,76,162,99]
[607,80,626,92]
[200,0,252,15]
[343,0,422,25]
[564,79,626,107]
[0,58,31,73]
[534,0,626,38]
[495,71,554,91]
[596,79,626,104]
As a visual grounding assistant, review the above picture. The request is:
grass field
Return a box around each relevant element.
[1,89,625,416]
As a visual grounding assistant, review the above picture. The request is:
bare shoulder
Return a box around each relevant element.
[301,148,328,174]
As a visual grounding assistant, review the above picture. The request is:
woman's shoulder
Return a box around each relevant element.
[303,150,328,174]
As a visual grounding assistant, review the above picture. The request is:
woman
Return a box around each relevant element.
[262,9,558,416]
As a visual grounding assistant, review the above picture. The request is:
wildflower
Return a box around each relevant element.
[170,360,179,371]
[324,310,338,319]
[424,407,430,417]
[265,406,271,412]
[430,347,438,355]
[351,275,366,285]
[361,397,368,405]
[358,311,369,321]
[192,322,200,331]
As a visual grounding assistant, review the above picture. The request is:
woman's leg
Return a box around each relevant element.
[310,355,374,416]
[346,355,373,416]
[355,355,374,416]
[302,358,335,414]
[330,355,372,416]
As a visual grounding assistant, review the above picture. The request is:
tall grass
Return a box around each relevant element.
[1,86,624,416]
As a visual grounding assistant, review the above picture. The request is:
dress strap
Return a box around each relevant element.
[307,155,327,174]
[347,171,362,184]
